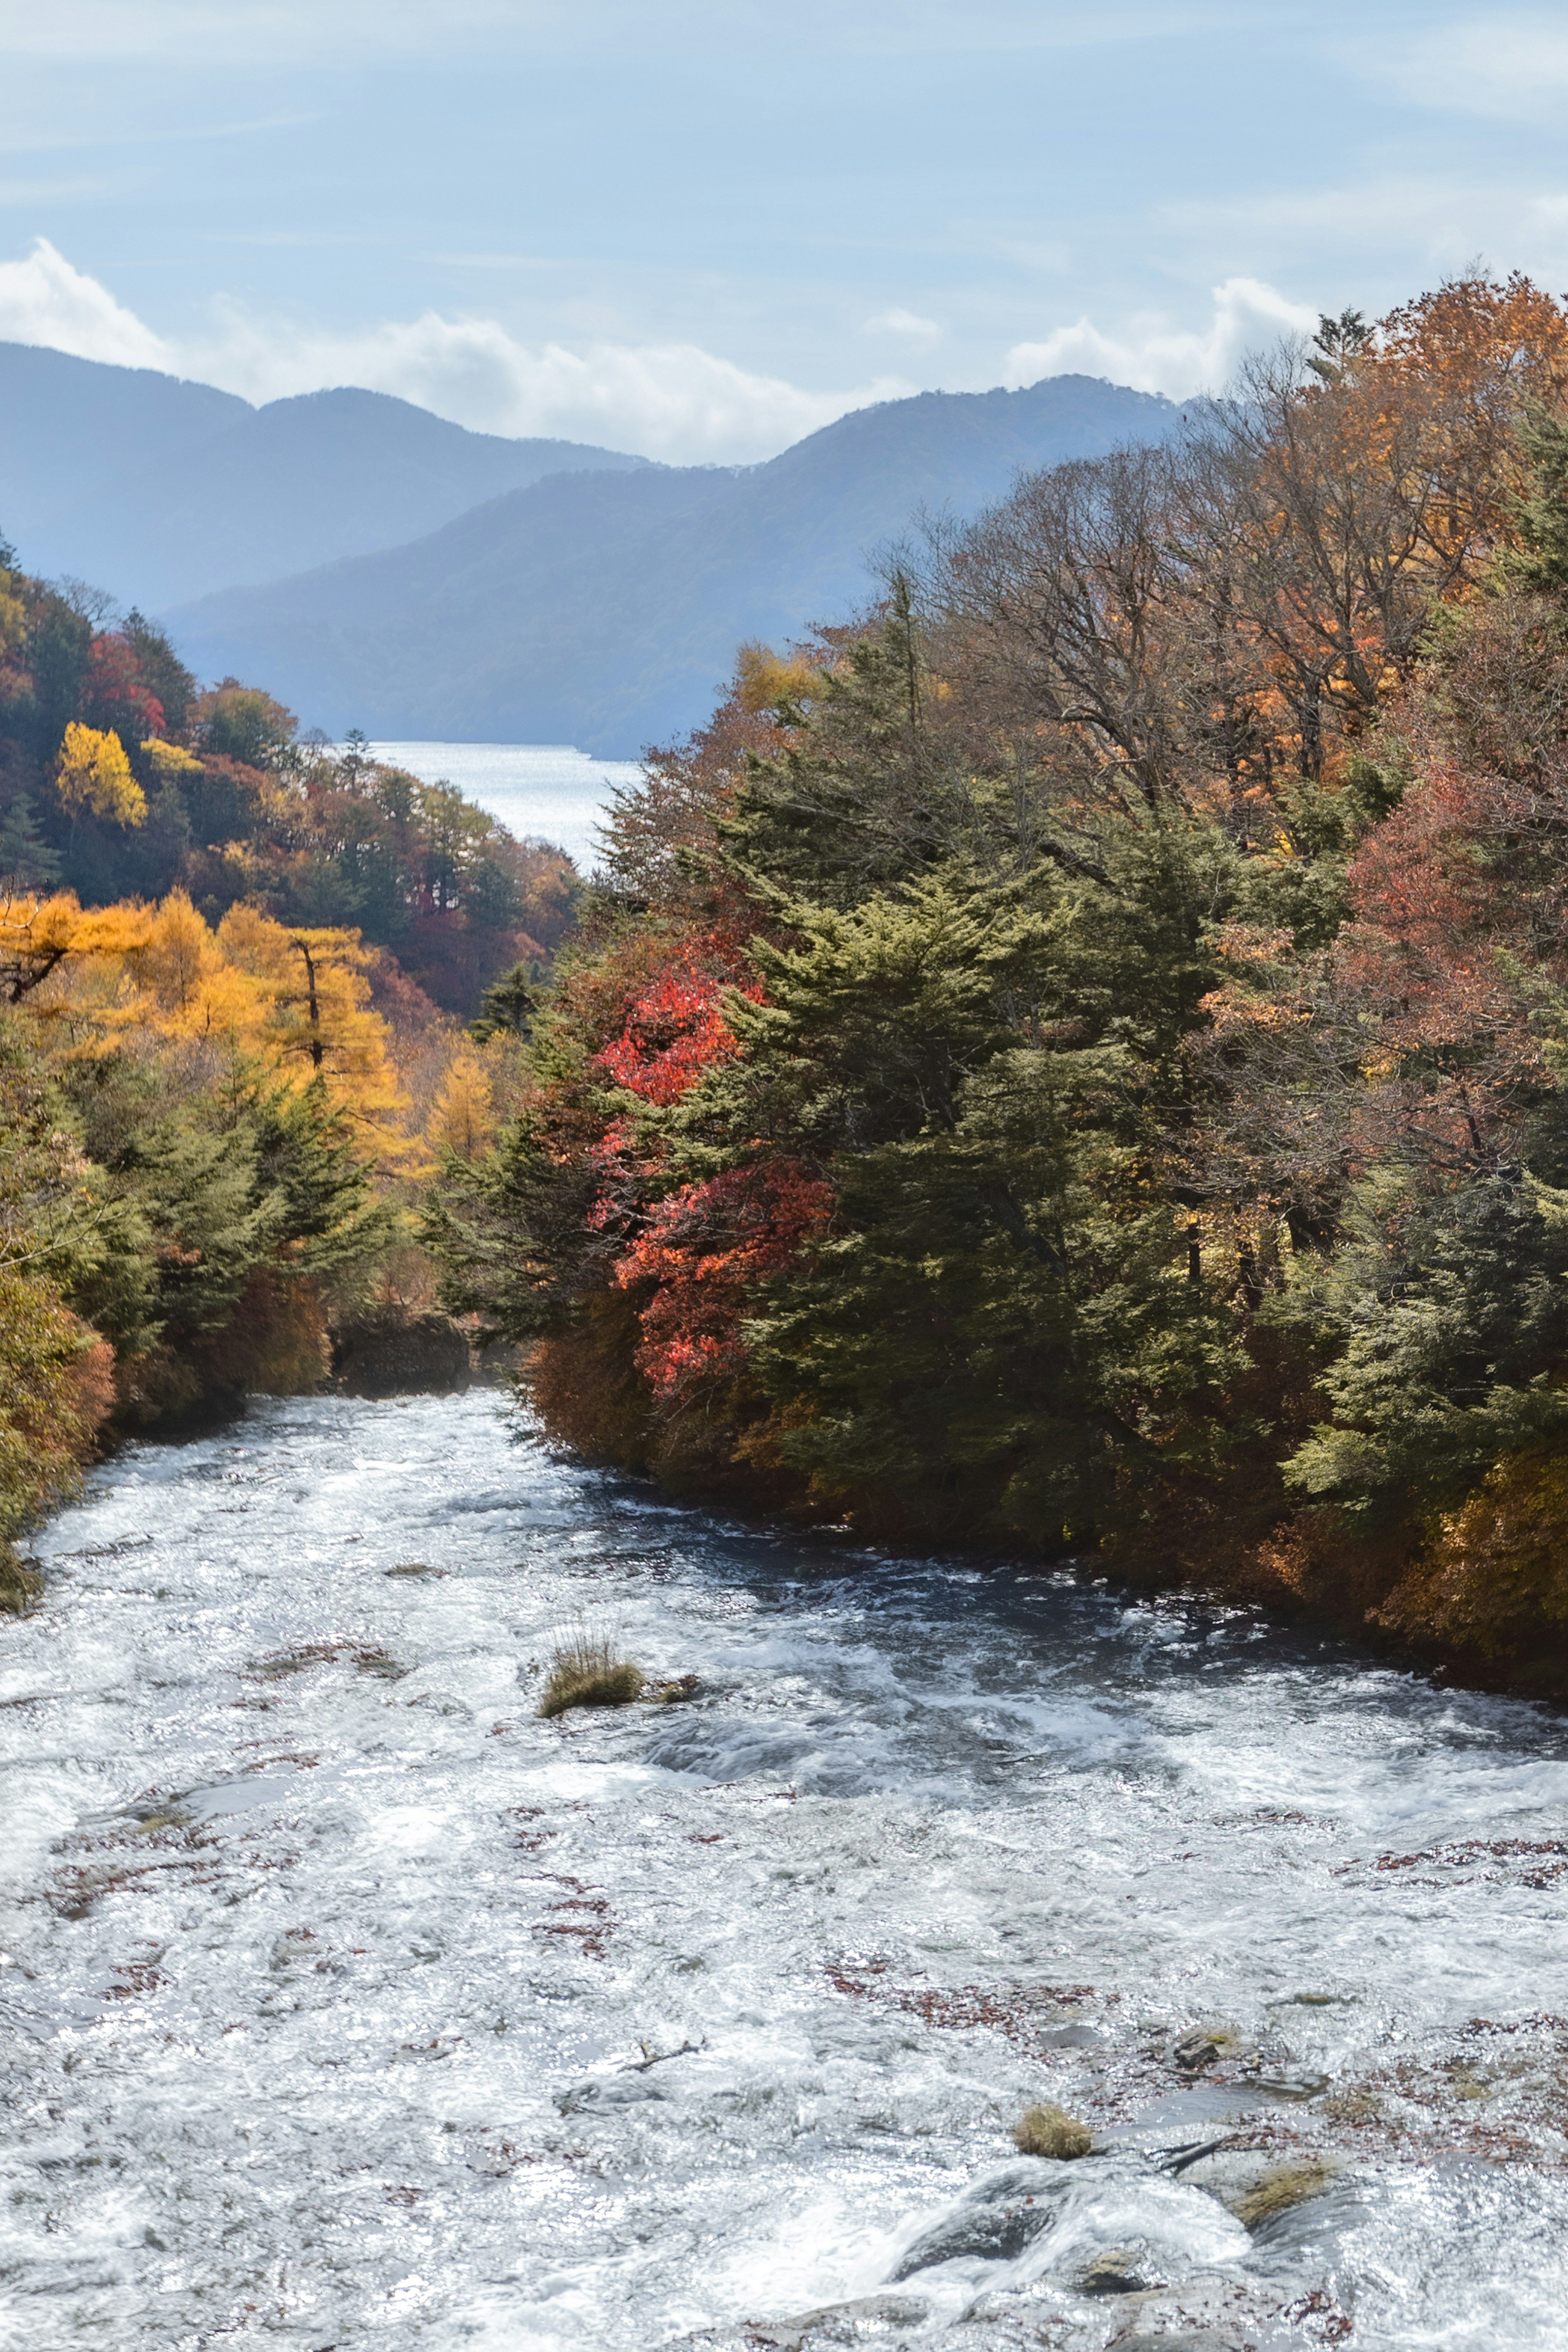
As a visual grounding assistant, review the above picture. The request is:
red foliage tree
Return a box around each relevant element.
[83,633,165,744]
[612,1162,833,1403]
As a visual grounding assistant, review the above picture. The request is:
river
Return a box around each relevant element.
[4,1393,1568,2350]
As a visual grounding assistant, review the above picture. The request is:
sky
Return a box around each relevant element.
[1,1,1567,463]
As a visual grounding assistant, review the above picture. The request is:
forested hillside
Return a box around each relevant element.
[428,273,1568,1693]
[0,539,566,1596]
[0,559,574,1009]
[169,375,1176,752]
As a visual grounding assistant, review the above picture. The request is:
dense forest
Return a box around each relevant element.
[423,272,1568,1693]
[10,270,1568,1695]
[0,546,570,1603]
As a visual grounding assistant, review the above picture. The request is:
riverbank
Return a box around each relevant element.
[504,1351,1568,1713]
[5,1391,1567,2348]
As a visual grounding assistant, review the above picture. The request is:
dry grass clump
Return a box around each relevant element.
[1012,2101,1093,2159]
[1232,2158,1338,2230]
[537,1629,645,1719]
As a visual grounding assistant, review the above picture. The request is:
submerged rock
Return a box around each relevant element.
[888,2165,1057,2279]
[741,2295,931,2349]
[1168,2143,1341,2232]
[1110,2335,1237,2351]
[1230,2158,1339,2230]
[555,2074,667,2114]
[1080,2245,1152,2295]
[1171,2024,1245,2071]
[650,1673,702,1704]
[1241,2061,1330,2102]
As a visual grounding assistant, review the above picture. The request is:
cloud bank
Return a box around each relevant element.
[0,237,168,370]
[0,241,1320,461]
[0,240,913,463]
[1350,11,1568,120]
[1004,276,1320,402]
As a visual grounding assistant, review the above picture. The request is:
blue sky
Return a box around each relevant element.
[1,1,1566,461]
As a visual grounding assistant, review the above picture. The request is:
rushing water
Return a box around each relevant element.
[5,1394,1568,2351]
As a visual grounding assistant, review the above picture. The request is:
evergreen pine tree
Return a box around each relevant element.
[468,960,540,1043]
[0,791,61,887]
[1512,399,1568,593]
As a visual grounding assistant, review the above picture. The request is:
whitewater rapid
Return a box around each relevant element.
[4,1392,1567,2350]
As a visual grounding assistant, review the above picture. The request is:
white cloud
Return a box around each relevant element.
[1004,276,1319,400]
[194,303,917,461]
[0,238,915,463]
[1346,12,1568,120]
[0,237,169,370]
[865,307,942,341]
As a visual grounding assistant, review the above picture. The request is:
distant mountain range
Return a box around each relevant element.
[1,343,1178,756]
[0,344,644,607]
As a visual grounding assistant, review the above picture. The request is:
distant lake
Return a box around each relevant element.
[365,742,644,871]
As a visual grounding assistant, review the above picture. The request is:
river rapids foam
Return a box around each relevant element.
[4,1393,1568,2348]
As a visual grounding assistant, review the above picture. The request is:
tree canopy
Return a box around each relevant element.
[428,271,1568,1692]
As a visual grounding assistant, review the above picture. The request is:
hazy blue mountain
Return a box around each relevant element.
[0,343,247,544]
[169,374,1178,755]
[1,350,648,608]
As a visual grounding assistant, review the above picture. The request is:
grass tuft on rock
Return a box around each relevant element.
[538,1630,645,1719]
[1012,2101,1093,2159]
[1231,2159,1338,2230]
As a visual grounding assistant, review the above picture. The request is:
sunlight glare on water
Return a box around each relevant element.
[4,1393,1568,2349]
[364,743,642,872]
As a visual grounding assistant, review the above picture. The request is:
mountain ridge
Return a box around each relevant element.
[168,373,1179,755]
[0,344,646,607]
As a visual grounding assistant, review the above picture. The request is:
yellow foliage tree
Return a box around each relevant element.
[140,738,203,782]
[28,891,410,1151]
[423,1040,494,1161]
[212,904,410,1141]
[55,723,147,829]
[0,891,153,1004]
[735,639,821,713]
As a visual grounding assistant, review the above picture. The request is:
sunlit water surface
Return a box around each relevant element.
[364,744,642,871]
[4,1394,1568,2350]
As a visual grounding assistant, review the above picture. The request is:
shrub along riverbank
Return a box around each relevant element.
[426,275,1568,1697]
[0,889,544,1601]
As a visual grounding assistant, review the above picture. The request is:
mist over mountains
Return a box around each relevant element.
[2,344,1176,756]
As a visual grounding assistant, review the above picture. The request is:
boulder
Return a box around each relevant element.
[889,2165,1057,2279]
